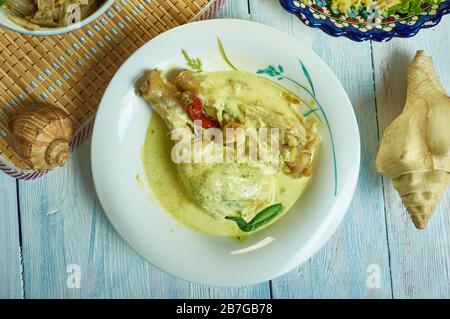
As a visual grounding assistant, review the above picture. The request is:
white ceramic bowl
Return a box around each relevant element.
[91,19,361,286]
[0,0,115,36]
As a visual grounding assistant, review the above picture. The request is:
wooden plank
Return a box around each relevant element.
[217,0,251,20]
[249,0,392,298]
[0,173,23,298]
[372,19,450,298]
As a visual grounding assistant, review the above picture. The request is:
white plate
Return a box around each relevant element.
[92,19,360,286]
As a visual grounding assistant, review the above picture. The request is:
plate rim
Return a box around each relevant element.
[91,18,361,286]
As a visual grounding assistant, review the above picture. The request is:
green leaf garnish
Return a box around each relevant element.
[0,0,5,6]
[225,203,283,233]
[181,49,203,73]
[217,38,238,71]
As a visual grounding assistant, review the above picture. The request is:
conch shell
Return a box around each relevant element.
[376,50,450,229]
[9,105,75,171]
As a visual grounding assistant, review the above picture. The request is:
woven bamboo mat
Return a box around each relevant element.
[0,0,225,179]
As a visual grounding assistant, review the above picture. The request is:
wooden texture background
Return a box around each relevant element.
[1,0,449,298]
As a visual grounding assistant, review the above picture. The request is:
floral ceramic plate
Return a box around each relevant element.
[92,19,360,286]
[280,0,450,41]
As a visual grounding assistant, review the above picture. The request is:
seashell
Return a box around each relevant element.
[376,50,450,229]
[8,105,75,171]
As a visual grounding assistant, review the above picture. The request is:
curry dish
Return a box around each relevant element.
[138,69,320,237]
[1,0,103,30]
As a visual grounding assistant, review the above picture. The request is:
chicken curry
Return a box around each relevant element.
[139,69,320,237]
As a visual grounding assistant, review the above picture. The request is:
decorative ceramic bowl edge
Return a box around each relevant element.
[279,0,450,42]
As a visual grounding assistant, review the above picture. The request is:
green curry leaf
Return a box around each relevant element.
[181,49,203,73]
[225,203,283,233]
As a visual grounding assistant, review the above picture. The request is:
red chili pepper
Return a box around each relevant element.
[181,91,220,129]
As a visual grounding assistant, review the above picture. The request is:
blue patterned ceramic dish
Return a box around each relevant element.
[280,0,450,42]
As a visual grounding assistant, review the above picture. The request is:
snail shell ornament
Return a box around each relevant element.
[8,106,75,171]
[376,51,450,229]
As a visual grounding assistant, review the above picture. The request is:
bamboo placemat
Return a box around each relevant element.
[0,0,225,179]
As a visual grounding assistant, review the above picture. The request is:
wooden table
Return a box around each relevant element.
[1,0,449,299]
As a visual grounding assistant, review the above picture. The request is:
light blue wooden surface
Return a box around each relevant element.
[372,26,450,298]
[1,0,449,298]
[0,175,22,298]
